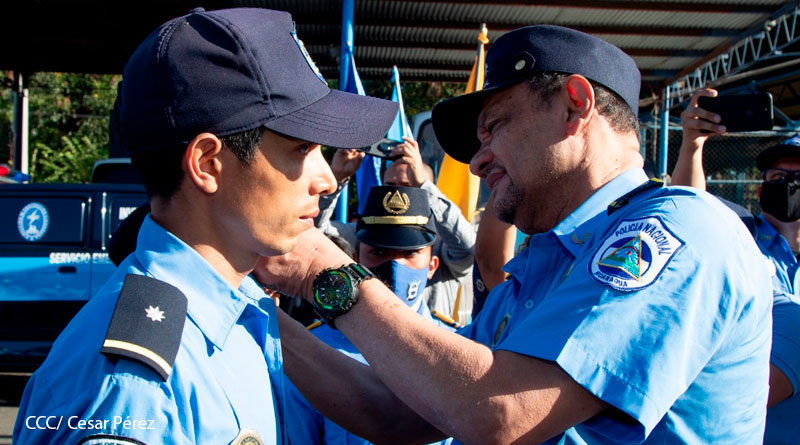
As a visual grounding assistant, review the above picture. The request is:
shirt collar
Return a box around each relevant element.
[756,214,796,262]
[134,216,262,350]
[552,168,649,257]
[502,168,649,278]
[756,214,781,245]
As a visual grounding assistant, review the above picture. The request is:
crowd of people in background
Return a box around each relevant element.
[11,6,799,445]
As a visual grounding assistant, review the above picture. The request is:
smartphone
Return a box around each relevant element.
[696,92,774,132]
[357,138,400,159]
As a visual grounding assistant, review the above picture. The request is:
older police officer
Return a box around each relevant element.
[258,24,773,444]
[13,8,397,445]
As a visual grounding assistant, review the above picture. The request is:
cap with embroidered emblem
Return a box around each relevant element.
[356,185,437,250]
[431,24,641,164]
[119,7,398,153]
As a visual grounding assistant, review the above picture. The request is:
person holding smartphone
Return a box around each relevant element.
[674,87,800,444]
[317,137,475,322]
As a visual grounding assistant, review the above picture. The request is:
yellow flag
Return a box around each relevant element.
[436,24,489,222]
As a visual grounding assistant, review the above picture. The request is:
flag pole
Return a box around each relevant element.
[334,0,356,223]
[392,65,410,138]
[475,23,487,92]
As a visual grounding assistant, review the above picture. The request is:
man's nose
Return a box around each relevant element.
[311,148,337,196]
[469,145,494,178]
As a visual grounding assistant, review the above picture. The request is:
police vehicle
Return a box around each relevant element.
[0,162,146,371]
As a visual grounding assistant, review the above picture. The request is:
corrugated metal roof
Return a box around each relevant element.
[2,0,799,112]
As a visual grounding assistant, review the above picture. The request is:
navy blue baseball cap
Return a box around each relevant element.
[119,8,398,153]
[756,134,800,172]
[432,25,641,164]
[356,186,437,250]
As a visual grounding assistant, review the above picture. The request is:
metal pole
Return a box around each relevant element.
[12,71,29,174]
[658,87,670,180]
[392,65,409,137]
[475,23,487,91]
[334,0,355,223]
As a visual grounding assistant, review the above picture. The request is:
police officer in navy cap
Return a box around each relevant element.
[284,185,455,445]
[675,90,800,444]
[14,7,397,444]
[257,25,772,443]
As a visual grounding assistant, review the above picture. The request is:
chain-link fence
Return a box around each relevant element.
[642,124,796,214]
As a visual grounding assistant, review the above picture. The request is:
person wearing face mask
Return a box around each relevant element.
[316,138,476,322]
[284,185,454,445]
[673,88,800,444]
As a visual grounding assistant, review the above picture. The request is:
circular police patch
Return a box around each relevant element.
[590,216,684,292]
[17,202,49,241]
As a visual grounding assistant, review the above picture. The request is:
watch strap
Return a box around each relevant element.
[312,263,375,328]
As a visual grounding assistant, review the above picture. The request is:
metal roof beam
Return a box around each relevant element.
[667,2,800,105]
[294,18,743,38]
[383,0,777,14]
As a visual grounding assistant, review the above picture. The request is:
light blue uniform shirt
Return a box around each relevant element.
[285,304,452,445]
[458,169,772,444]
[14,216,287,444]
[754,216,800,445]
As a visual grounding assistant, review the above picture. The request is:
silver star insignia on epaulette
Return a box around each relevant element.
[145,305,165,322]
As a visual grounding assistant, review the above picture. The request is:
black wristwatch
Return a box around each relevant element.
[312,263,376,328]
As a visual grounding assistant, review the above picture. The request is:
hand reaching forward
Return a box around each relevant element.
[254,227,354,301]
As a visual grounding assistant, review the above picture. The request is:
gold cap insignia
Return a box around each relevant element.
[383,191,411,215]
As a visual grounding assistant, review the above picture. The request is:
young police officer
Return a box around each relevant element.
[13,8,397,444]
[675,89,800,444]
[257,25,772,443]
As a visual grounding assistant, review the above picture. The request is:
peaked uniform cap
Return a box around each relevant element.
[756,134,800,171]
[356,186,437,250]
[120,7,398,153]
[431,24,641,164]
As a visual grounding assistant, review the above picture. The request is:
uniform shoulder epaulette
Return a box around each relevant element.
[607,178,663,215]
[101,274,187,381]
[431,309,460,329]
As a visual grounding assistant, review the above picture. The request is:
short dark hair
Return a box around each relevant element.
[131,127,266,200]
[528,72,639,136]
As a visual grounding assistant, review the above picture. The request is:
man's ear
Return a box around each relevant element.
[562,74,594,135]
[427,254,440,280]
[184,133,224,194]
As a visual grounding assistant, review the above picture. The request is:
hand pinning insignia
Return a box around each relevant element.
[571,232,590,246]
[145,305,165,322]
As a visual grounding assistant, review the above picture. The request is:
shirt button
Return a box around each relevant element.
[524,300,534,309]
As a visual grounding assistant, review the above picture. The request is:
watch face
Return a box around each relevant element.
[314,270,352,310]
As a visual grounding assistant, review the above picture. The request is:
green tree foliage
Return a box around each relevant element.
[1,72,459,185]
[1,71,119,183]
[0,77,13,165]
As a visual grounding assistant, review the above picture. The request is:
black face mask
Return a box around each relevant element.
[760,180,800,222]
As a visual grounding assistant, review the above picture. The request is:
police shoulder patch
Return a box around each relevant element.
[101,274,187,381]
[590,216,684,291]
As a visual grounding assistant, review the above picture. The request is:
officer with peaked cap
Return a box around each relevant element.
[317,138,475,320]
[256,24,772,443]
[284,185,455,445]
[14,7,397,444]
[674,94,800,444]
